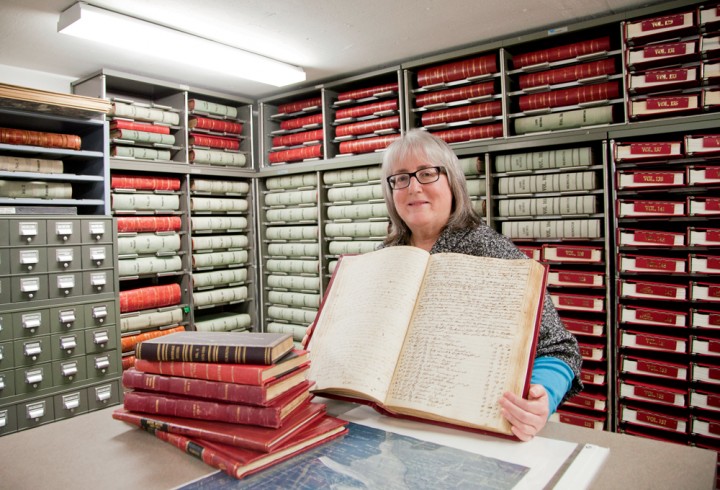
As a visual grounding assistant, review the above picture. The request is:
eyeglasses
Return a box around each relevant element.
[387,166,444,190]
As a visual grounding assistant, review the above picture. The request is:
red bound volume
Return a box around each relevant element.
[513,37,611,68]
[146,415,347,479]
[613,140,683,162]
[619,379,687,407]
[188,116,243,134]
[620,330,687,353]
[616,169,685,189]
[618,279,687,301]
[335,116,400,138]
[417,54,497,87]
[112,402,327,452]
[518,81,619,111]
[617,228,685,247]
[519,58,616,89]
[688,227,720,246]
[122,365,309,405]
[541,244,603,263]
[134,349,310,385]
[560,317,605,337]
[110,120,171,135]
[564,391,607,411]
[189,133,240,150]
[624,11,696,45]
[123,381,313,427]
[111,174,182,191]
[686,134,720,155]
[620,354,687,380]
[337,82,398,101]
[272,129,324,147]
[119,284,182,313]
[335,99,398,120]
[277,97,322,114]
[421,101,502,126]
[429,123,503,144]
[268,144,322,164]
[415,82,495,108]
[338,134,400,154]
[553,409,605,430]
[121,326,186,353]
[619,304,687,327]
[629,94,700,119]
[618,253,687,274]
[619,404,687,434]
[116,216,182,233]
[279,113,324,131]
[0,127,81,150]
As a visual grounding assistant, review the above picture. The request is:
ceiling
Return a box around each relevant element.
[0,0,662,100]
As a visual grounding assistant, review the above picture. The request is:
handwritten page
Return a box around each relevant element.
[308,247,429,403]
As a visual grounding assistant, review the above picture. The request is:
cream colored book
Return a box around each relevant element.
[306,245,546,436]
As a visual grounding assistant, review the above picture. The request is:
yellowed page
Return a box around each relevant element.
[307,246,429,403]
[385,253,543,433]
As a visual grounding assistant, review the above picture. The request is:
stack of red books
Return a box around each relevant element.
[112,331,347,479]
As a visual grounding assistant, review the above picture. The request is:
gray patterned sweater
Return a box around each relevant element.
[385,223,583,400]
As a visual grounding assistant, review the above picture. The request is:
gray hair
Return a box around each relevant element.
[381,129,481,246]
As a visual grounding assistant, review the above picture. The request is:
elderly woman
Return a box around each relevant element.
[380,129,582,441]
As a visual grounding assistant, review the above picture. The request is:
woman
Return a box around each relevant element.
[380,129,582,441]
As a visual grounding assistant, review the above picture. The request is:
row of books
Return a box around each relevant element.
[187,99,249,168]
[268,96,324,165]
[114,331,347,480]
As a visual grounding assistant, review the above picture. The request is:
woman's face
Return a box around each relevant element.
[390,155,453,239]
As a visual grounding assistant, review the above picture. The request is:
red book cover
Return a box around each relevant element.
[279,113,324,131]
[134,349,310,385]
[337,82,398,101]
[112,402,327,452]
[415,82,495,107]
[519,58,616,89]
[541,244,603,263]
[619,379,687,407]
[429,123,503,144]
[560,317,605,337]
[277,97,322,114]
[518,81,619,111]
[339,134,400,154]
[618,279,687,301]
[119,284,182,313]
[513,37,611,68]
[618,253,687,274]
[0,127,82,150]
[116,216,183,233]
[617,228,685,247]
[335,116,400,137]
[620,354,687,380]
[272,129,324,147]
[189,133,240,150]
[620,329,687,353]
[335,99,398,120]
[147,415,347,479]
[122,380,313,427]
[613,140,683,162]
[122,366,309,405]
[268,144,322,164]
[188,116,243,134]
[417,53,497,86]
[619,304,687,327]
[110,119,171,135]
[421,101,502,126]
[619,404,687,434]
[121,326,186,353]
[122,355,136,370]
[111,174,182,191]
[552,409,605,429]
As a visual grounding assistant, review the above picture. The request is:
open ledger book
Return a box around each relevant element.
[305,246,547,437]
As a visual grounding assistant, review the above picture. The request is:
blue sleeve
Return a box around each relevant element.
[530,356,574,416]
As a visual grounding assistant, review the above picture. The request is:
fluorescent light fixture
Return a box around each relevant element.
[58,2,306,87]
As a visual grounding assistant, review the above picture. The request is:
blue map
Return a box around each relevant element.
[180,422,529,489]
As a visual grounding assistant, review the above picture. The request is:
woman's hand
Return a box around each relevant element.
[498,384,550,442]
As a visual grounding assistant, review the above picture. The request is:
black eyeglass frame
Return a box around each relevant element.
[386,166,445,190]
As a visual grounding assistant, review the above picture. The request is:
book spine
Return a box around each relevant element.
[120,308,185,333]
[415,81,495,107]
[188,99,238,119]
[265,226,318,241]
[518,81,619,111]
[147,430,244,479]
[111,193,180,211]
[319,166,382,184]
[133,359,264,384]
[335,116,400,137]
[514,106,614,134]
[0,180,72,198]
[519,58,617,89]
[190,197,249,212]
[123,369,266,404]
[116,216,182,233]
[192,269,248,288]
[194,313,252,332]
[267,305,317,324]
[135,331,274,363]
[189,134,240,150]
[325,221,389,238]
[191,234,249,251]
[266,274,321,291]
[0,127,81,150]
[268,291,321,309]
[110,174,182,191]
[118,256,183,277]
[192,286,248,308]
[278,113,324,131]
[111,129,175,145]
[189,116,243,134]
[110,119,171,135]
[268,144,323,164]
[111,145,172,160]
[513,37,611,68]
[117,233,182,255]
[190,216,248,232]
[272,129,324,147]
[327,241,383,255]
[119,284,182,313]
[120,326,185,350]
[417,54,497,86]
[495,147,593,172]
[421,101,502,126]
[0,155,63,173]
[267,243,320,257]
[190,179,250,194]
[501,219,601,239]
[265,173,319,190]
[338,134,401,154]
[429,123,503,143]
[192,250,249,268]
[326,185,383,203]
[497,195,597,217]
[334,99,398,120]
[326,203,388,220]
[110,102,180,125]
[123,391,281,426]
[277,97,322,114]
[265,189,318,206]
[337,82,398,101]
[498,171,596,194]
[189,149,247,166]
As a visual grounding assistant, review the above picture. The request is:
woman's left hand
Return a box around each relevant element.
[498,384,550,442]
